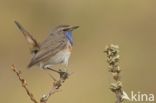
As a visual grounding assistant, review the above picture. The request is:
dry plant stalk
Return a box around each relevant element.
[104,44,130,103]
[11,64,38,103]
[11,64,70,103]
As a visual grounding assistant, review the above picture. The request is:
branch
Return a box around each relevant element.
[104,44,130,103]
[11,64,38,103]
[40,69,70,103]
[11,65,70,103]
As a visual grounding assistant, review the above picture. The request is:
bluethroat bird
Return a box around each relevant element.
[14,21,79,72]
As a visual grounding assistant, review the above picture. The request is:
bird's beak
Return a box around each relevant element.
[71,26,79,30]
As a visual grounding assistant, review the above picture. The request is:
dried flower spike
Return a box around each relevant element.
[105,44,130,103]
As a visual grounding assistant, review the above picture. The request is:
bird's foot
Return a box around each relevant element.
[46,67,69,81]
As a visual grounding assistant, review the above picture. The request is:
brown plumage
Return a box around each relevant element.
[28,28,68,68]
[15,21,79,69]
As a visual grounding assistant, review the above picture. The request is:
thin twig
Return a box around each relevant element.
[11,64,39,103]
[11,65,70,103]
[40,68,70,103]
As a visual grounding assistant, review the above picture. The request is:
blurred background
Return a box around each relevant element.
[0,0,156,103]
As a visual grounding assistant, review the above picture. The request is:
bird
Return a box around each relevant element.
[14,21,79,71]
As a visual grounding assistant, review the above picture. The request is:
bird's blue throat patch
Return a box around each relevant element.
[65,31,73,45]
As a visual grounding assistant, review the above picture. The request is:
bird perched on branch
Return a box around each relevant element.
[14,21,79,71]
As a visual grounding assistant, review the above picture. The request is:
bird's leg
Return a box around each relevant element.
[43,64,61,73]
[47,67,69,81]
[46,67,60,73]
[45,66,70,82]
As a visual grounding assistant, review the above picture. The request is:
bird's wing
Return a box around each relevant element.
[28,31,67,68]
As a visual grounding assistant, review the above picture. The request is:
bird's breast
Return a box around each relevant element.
[47,41,72,66]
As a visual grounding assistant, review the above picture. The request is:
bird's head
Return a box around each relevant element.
[56,25,79,45]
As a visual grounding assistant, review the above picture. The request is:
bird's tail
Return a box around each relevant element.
[14,20,40,54]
